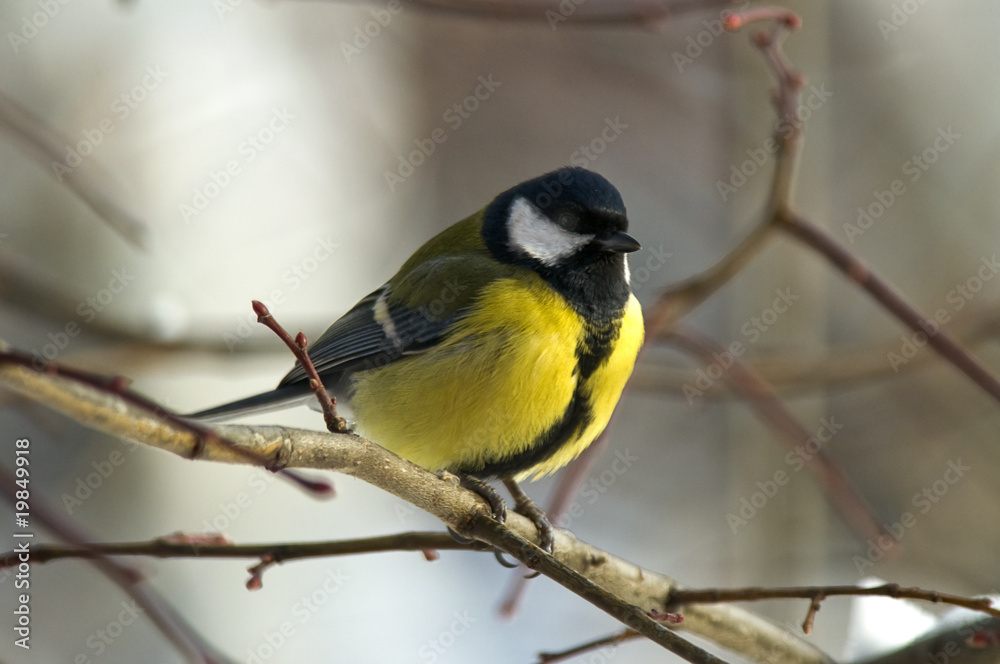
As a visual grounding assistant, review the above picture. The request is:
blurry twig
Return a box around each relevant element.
[775,210,1000,407]
[633,306,1000,396]
[0,347,333,495]
[665,326,888,545]
[0,91,150,249]
[0,465,235,664]
[0,531,471,567]
[646,8,803,340]
[537,629,640,663]
[667,583,1000,622]
[292,0,731,26]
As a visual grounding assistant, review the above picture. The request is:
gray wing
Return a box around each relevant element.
[278,284,460,387]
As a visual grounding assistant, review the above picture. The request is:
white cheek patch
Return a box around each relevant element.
[507,197,593,266]
[623,256,631,284]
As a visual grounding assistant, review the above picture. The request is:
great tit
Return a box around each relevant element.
[190,167,644,546]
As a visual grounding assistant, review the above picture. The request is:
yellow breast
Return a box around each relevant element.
[349,274,644,481]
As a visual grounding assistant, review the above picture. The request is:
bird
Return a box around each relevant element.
[189,167,645,551]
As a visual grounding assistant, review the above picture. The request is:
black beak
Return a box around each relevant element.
[596,230,641,254]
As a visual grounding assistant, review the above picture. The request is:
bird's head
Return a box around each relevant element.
[482,168,639,314]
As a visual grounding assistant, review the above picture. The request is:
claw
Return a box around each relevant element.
[503,478,555,554]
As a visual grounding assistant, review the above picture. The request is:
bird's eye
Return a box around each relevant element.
[557,212,576,228]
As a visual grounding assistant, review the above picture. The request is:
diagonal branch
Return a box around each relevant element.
[776,210,1000,407]
[0,90,150,249]
[665,326,888,545]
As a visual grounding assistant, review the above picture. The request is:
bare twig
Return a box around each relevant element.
[668,584,1000,621]
[286,0,732,27]
[0,531,470,567]
[0,465,234,664]
[632,307,1000,396]
[801,595,823,634]
[776,210,1000,407]
[538,629,639,663]
[646,8,804,341]
[0,90,150,249]
[665,327,888,545]
[506,4,809,624]
[0,347,332,495]
[251,300,348,433]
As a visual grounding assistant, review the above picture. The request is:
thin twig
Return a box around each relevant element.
[665,327,888,545]
[0,531,470,567]
[668,584,1000,620]
[0,347,332,495]
[0,90,150,249]
[645,8,804,341]
[776,211,1000,407]
[252,300,348,433]
[537,629,640,664]
[0,466,233,663]
[287,0,730,27]
[802,595,823,634]
[632,307,1000,396]
[506,3,809,625]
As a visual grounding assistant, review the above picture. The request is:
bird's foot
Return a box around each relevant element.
[503,478,554,554]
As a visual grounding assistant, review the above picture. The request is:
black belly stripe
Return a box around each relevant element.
[463,384,594,480]
[458,315,623,480]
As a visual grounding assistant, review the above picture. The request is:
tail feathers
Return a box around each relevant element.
[185,383,314,422]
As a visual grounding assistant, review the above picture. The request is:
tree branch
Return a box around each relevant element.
[0,353,829,664]
[669,584,1000,620]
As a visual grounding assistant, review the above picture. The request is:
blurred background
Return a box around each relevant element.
[2,1,999,662]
